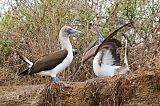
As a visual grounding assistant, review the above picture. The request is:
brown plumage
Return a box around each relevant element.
[99,39,122,65]
[17,26,81,80]
[83,39,97,56]
[82,45,99,63]
[82,39,122,64]
[18,49,68,75]
[82,22,132,63]
[95,22,133,54]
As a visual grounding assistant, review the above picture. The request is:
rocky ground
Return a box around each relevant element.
[0,68,160,106]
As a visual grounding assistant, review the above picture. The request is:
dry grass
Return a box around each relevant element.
[0,1,159,105]
[0,0,159,85]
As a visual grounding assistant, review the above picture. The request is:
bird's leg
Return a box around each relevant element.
[51,76,71,88]
[51,77,60,81]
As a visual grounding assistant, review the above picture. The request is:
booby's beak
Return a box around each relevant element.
[67,28,82,35]
[96,28,104,45]
[98,32,104,44]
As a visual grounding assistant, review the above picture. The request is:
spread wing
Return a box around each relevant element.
[29,49,68,74]
[95,22,132,54]
[82,39,122,63]
[82,28,104,63]
[82,45,99,63]
[103,40,121,65]
[97,40,121,66]
[98,39,122,52]
[82,22,132,63]
[83,39,97,56]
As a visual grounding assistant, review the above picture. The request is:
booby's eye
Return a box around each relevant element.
[66,28,73,34]
[66,28,79,35]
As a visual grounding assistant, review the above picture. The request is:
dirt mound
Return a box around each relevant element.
[0,68,50,86]
[0,69,160,106]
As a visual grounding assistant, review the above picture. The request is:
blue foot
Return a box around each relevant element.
[51,77,59,81]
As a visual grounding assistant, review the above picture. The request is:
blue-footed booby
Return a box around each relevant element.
[82,22,132,77]
[17,26,81,81]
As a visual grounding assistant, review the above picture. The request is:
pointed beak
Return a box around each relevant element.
[68,28,82,35]
[97,29,104,44]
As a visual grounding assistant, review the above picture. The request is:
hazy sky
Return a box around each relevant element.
[0,0,111,17]
[0,0,12,16]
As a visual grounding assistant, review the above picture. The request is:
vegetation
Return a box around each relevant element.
[0,0,159,84]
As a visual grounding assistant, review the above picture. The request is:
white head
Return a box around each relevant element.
[59,26,81,38]
[59,26,81,50]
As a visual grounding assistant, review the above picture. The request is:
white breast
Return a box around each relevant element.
[93,50,120,77]
[38,52,73,77]
[51,51,73,77]
[102,49,115,65]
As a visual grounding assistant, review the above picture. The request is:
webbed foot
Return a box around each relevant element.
[51,77,59,81]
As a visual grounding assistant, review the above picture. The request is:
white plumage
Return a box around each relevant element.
[38,30,74,77]
[17,26,81,81]
[93,39,129,77]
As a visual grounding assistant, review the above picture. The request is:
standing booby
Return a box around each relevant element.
[82,22,132,77]
[17,26,81,81]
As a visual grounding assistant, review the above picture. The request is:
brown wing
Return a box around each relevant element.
[95,22,133,54]
[16,51,31,64]
[82,39,122,63]
[82,45,99,63]
[29,49,68,74]
[82,22,132,63]
[105,41,121,65]
[83,39,97,56]
[97,41,121,66]
[98,39,122,52]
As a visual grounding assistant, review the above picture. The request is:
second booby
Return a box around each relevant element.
[93,38,129,76]
[82,22,132,77]
[17,26,81,81]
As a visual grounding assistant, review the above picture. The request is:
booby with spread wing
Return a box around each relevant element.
[17,26,81,81]
[82,22,132,77]
[93,38,129,76]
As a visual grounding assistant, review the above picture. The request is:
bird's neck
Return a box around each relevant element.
[59,36,72,53]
